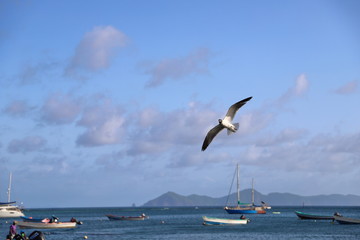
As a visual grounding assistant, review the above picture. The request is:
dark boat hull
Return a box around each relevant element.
[295,211,334,220]
[106,214,148,221]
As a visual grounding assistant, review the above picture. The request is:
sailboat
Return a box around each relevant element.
[224,164,266,214]
[0,173,24,218]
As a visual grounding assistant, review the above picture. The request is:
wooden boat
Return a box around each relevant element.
[334,214,360,224]
[295,211,334,220]
[106,213,148,221]
[15,221,77,229]
[224,164,266,214]
[202,216,249,225]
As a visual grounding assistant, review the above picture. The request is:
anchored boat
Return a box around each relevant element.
[0,173,24,218]
[106,213,148,221]
[202,216,249,225]
[295,211,334,220]
[224,164,266,214]
[15,221,77,229]
[334,213,360,224]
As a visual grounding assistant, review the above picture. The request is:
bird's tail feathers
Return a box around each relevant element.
[227,123,239,135]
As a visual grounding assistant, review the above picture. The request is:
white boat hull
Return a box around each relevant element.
[15,221,77,229]
[0,205,24,218]
[202,216,249,225]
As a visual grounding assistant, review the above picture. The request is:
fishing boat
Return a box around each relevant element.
[15,221,77,229]
[333,214,360,224]
[202,216,249,225]
[295,211,334,220]
[106,213,148,221]
[224,164,266,214]
[0,173,24,218]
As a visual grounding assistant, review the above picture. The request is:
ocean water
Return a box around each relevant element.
[1,206,360,239]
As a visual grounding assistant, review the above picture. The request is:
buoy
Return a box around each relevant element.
[84,236,88,239]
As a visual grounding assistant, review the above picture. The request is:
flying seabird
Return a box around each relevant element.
[201,96,252,151]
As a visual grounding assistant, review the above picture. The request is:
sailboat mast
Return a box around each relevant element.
[236,164,240,207]
[7,172,12,202]
[251,178,254,206]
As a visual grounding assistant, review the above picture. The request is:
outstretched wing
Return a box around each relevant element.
[201,124,225,151]
[224,96,252,122]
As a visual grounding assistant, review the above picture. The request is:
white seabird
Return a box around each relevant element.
[201,96,252,151]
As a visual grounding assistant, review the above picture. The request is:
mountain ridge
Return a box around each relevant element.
[143,190,360,207]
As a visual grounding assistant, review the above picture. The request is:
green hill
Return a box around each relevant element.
[143,190,360,207]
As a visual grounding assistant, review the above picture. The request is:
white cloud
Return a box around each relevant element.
[65,26,128,78]
[277,73,309,104]
[294,73,309,96]
[125,100,267,161]
[142,48,211,88]
[126,102,218,156]
[76,99,125,147]
[77,115,125,147]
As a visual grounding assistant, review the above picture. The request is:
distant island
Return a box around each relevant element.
[143,190,360,207]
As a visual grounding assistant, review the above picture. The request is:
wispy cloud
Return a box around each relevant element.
[40,93,82,125]
[141,48,211,88]
[17,60,60,85]
[7,136,47,154]
[65,26,128,79]
[256,128,308,147]
[334,80,358,95]
[3,100,34,117]
[242,131,360,174]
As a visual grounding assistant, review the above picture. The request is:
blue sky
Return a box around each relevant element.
[1,0,359,208]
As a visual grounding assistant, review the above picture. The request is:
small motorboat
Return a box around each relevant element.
[106,213,148,221]
[15,220,77,229]
[294,211,334,220]
[202,216,249,225]
[334,213,360,224]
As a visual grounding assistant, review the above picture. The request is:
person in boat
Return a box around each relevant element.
[334,212,342,217]
[20,231,27,240]
[12,231,28,240]
[9,221,17,239]
[49,216,59,223]
[70,217,83,225]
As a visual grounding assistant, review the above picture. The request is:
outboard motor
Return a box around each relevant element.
[28,231,45,240]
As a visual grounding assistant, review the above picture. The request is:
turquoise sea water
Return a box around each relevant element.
[1,206,360,239]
